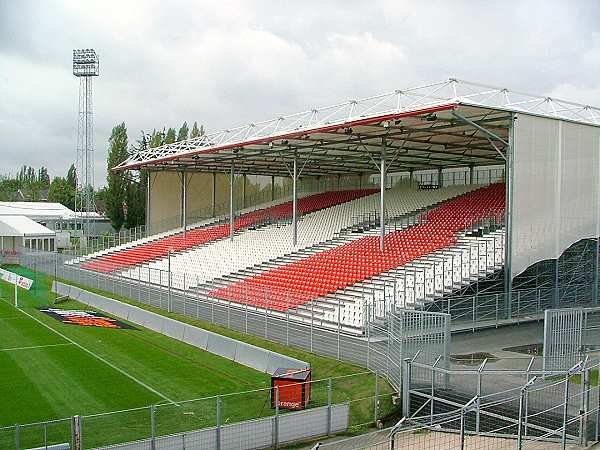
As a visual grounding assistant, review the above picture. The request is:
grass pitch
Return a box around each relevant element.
[0,265,270,447]
[0,265,395,448]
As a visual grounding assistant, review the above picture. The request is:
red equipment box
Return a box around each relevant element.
[271,367,311,410]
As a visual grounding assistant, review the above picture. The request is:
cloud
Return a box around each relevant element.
[0,0,599,186]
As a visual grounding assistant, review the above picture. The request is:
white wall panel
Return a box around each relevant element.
[512,114,600,278]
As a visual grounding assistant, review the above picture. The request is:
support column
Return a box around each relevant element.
[505,115,515,318]
[229,164,235,241]
[437,167,443,188]
[292,153,298,246]
[469,165,475,185]
[181,171,187,233]
[242,174,247,209]
[271,176,275,201]
[145,171,151,229]
[212,172,217,217]
[380,139,386,252]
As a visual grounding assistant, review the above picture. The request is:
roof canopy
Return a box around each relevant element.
[0,202,75,220]
[0,216,55,237]
[115,79,600,177]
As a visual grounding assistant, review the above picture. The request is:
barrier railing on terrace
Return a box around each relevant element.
[402,353,600,449]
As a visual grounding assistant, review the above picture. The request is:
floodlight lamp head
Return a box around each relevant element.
[73,49,99,77]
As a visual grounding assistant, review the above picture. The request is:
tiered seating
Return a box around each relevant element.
[80,189,377,273]
[121,184,478,289]
[209,184,505,311]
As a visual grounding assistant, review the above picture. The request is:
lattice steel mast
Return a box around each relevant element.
[73,49,99,245]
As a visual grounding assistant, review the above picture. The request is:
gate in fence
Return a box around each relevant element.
[543,306,600,372]
[366,308,450,391]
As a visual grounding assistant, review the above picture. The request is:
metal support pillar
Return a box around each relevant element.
[242,174,247,209]
[380,139,386,251]
[212,172,216,217]
[146,171,151,229]
[437,167,443,188]
[181,171,187,233]
[229,164,235,241]
[505,115,515,319]
[292,153,298,246]
[469,165,475,185]
[271,175,275,201]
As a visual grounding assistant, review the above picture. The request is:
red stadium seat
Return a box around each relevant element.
[80,189,378,273]
[210,184,505,311]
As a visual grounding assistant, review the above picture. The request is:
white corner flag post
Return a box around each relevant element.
[0,268,33,309]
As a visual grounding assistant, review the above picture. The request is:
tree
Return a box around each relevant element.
[149,129,164,148]
[164,127,176,144]
[190,121,204,138]
[105,123,129,231]
[123,131,149,228]
[38,167,50,187]
[177,121,189,142]
[48,177,75,210]
[66,164,77,189]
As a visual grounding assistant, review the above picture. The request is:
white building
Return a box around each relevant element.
[0,202,112,236]
[0,216,56,263]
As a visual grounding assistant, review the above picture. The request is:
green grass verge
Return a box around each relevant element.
[0,265,397,448]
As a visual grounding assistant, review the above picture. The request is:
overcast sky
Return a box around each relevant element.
[1,0,599,187]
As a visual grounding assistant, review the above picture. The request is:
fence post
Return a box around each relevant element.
[327,378,333,436]
[216,396,221,450]
[14,424,19,450]
[337,297,341,360]
[581,366,590,447]
[459,407,466,450]
[274,386,280,448]
[366,302,371,369]
[475,359,487,433]
[150,405,156,450]
[402,358,411,418]
[562,374,570,450]
[374,372,379,423]
[310,301,314,353]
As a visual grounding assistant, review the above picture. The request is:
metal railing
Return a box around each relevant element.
[0,372,393,450]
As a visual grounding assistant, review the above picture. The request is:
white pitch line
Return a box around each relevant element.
[0,342,74,352]
[0,298,177,405]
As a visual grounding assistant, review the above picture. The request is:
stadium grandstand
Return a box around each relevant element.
[69,78,600,334]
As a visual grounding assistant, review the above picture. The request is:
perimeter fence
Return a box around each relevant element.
[317,356,600,450]
[544,306,600,371]
[19,251,451,393]
[403,353,600,449]
[0,371,396,450]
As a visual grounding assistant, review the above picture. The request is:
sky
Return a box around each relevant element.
[1,0,599,187]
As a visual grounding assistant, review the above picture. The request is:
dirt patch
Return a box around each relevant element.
[502,343,543,356]
[451,352,499,366]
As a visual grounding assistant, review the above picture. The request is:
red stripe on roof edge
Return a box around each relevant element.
[113,103,458,172]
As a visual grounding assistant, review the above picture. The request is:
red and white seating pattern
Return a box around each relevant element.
[120,184,478,289]
[209,184,505,312]
[79,189,377,273]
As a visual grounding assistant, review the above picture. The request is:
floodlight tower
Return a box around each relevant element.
[73,49,99,246]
